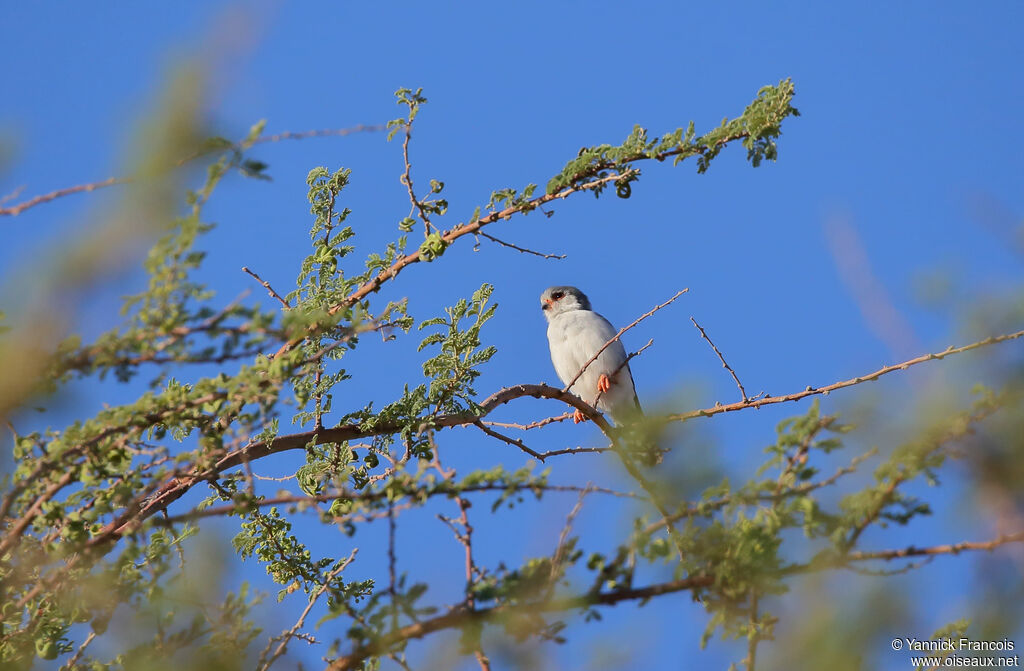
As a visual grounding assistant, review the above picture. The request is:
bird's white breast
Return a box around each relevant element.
[546,309,638,420]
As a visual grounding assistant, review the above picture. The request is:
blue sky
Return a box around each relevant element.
[2,2,1023,670]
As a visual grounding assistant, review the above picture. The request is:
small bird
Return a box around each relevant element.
[540,286,642,425]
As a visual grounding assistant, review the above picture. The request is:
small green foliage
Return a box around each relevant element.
[545,78,799,196]
[387,87,428,141]
[417,284,497,412]
[418,231,448,261]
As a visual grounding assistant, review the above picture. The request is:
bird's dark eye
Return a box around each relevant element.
[551,291,564,300]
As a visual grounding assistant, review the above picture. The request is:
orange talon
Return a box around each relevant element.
[573,409,587,423]
[597,373,611,394]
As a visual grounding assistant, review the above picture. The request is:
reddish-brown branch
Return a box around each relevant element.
[0,177,129,217]
[273,168,642,359]
[690,316,748,402]
[482,412,572,431]
[845,531,1024,562]
[398,122,435,238]
[473,420,546,461]
[476,231,566,260]
[331,531,1024,671]
[82,327,1024,549]
[242,266,291,309]
[671,330,1024,422]
[151,483,639,526]
[325,574,715,670]
[549,485,594,585]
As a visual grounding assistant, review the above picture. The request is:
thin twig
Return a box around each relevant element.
[242,266,291,308]
[63,630,97,670]
[431,448,493,668]
[482,412,572,431]
[0,124,385,218]
[672,329,1024,422]
[399,122,432,237]
[549,484,595,584]
[592,338,654,410]
[476,231,566,260]
[258,549,358,671]
[690,316,748,402]
[473,650,493,671]
[0,177,128,217]
[252,124,385,145]
[0,185,25,206]
[844,531,1024,562]
[643,449,878,536]
[387,496,400,634]
[273,167,642,359]
[563,289,687,393]
[473,421,546,461]
[326,574,715,670]
[536,445,611,458]
[3,419,17,441]
[774,415,835,495]
[745,590,760,671]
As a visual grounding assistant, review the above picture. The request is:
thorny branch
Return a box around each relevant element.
[272,167,643,359]
[399,122,434,238]
[475,231,567,260]
[325,574,717,671]
[669,329,1024,422]
[69,327,1024,550]
[322,530,1024,671]
[691,316,748,402]
[843,531,1024,562]
[473,420,546,461]
[243,266,291,309]
[298,110,800,364]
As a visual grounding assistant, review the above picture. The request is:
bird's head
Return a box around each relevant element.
[540,285,591,320]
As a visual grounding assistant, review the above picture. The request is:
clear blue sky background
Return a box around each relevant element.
[2,2,1023,670]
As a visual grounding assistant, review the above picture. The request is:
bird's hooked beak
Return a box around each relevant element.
[542,298,553,311]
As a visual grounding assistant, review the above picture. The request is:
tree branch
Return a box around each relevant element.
[274,168,642,359]
[671,330,1024,422]
[82,328,1024,550]
[243,266,291,309]
[325,574,714,670]
[844,531,1024,562]
[690,316,748,402]
[0,124,385,217]
[475,231,566,260]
